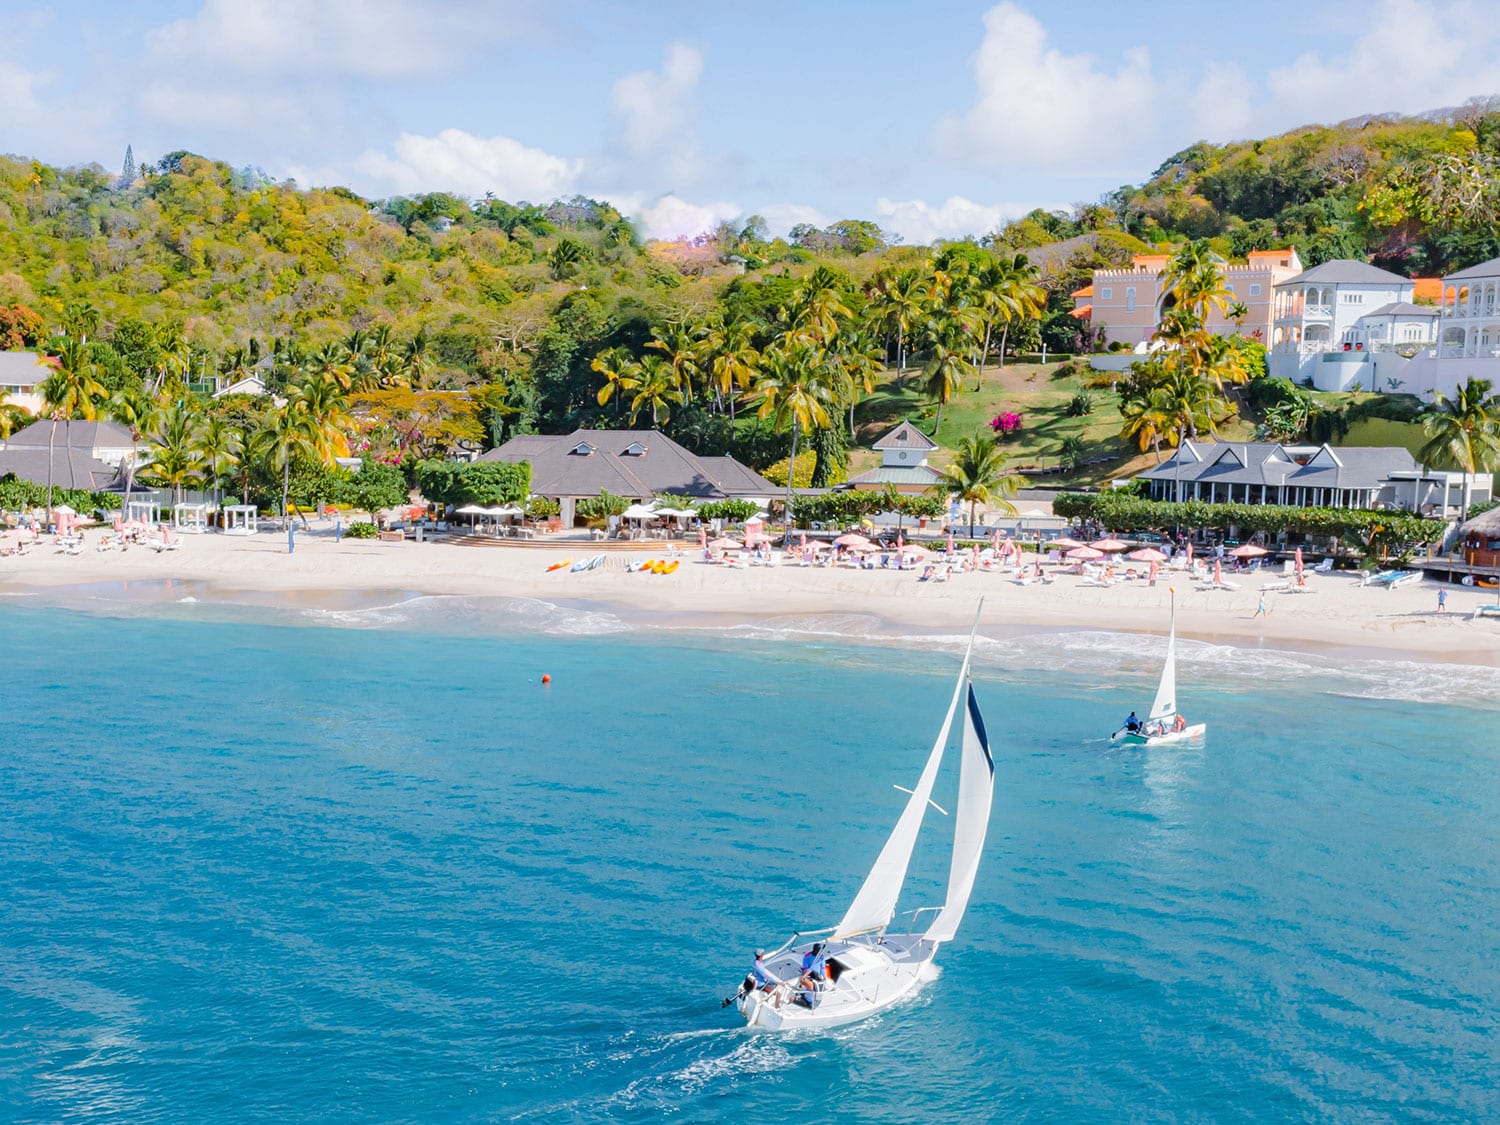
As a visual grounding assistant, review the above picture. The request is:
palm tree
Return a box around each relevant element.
[39,336,105,520]
[402,329,434,389]
[307,341,355,393]
[1119,380,1175,462]
[109,385,161,510]
[982,253,1045,378]
[921,338,973,436]
[592,346,640,417]
[0,388,28,440]
[148,401,205,506]
[647,323,706,401]
[293,377,354,466]
[627,355,684,425]
[703,320,759,421]
[199,412,242,511]
[753,342,837,523]
[249,400,323,523]
[937,434,1024,537]
[864,268,923,388]
[1418,376,1500,515]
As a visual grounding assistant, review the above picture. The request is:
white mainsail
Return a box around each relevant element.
[1147,601,1178,721]
[923,683,994,943]
[835,615,981,938]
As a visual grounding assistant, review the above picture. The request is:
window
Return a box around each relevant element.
[1125,287,1136,312]
[1341,292,1364,304]
[622,442,648,456]
[1249,283,1262,297]
[1099,287,1112,300]
[571,441,595,456]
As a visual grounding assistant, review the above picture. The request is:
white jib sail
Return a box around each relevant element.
[1148,604,1178,722]
[924,683,994,943]
[835,625,978,938]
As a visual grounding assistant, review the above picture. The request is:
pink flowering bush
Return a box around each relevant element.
[990,411,1023,436]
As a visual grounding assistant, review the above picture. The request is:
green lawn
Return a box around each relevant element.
[851,358,1254,487]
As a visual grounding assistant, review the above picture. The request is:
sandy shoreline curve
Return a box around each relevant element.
[5,528,1500,668]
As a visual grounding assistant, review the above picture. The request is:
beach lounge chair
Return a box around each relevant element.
[1313,558,1334,573]
[1472,604,1500,619]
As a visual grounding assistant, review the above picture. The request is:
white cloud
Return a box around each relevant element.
[1264,0,1500,126]
[606,42,705,185]
[874,196,1041,244]
[0,55,45,115]
[756,203,832,239]
[144,0,523,79]
[627,194,740,241]
[354,128,583,199]
[936,2,1156,170]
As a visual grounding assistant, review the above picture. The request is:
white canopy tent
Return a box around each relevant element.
[224,504,259,535]
[127,500,162,527]
[173,503,208,533]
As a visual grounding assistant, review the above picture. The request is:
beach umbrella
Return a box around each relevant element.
[1128,547,1168,563]
[834,533,872,548]
[1051,537,1085,550]
[1229,544,1268,558]
[454,504,486,514]
[621,503,656,520]
[1295,546,1304,582]
[707,537,742,550]
[1213,558,1222,585]
[900,545,926,557]
[54,504,77,516]
[1090,537,1129,552]
[1066,546,1104,560]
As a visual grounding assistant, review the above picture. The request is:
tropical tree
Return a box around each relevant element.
[921,337,973,435]
[199,412,242,509]
[250,398,324,522]
[753,342,837,523]
[592,346,639,417]
[1418,376,1500,514]
[0,389,29,440]
[703,320,759,421]
[864,268,923,388]
[109,385,160,508]
[627,355,684,425]
[648,322,706,401]
[979,253,1045,379]
[148,401,205,505]
[937,433,1024,537]
[39,336,105,519]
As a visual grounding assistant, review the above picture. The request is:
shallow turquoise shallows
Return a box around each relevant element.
[1,597,1498,1122]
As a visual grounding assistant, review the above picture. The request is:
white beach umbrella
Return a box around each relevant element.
[621,503,657,520]
[455,505,486,515]
[54,504,77,515]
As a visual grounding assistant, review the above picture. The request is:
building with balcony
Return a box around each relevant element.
[1435,256,1500,360]
[1075,249,1302,349]
[1267,261,1441,389]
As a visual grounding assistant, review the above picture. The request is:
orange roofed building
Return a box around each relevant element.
[1073,249,1303,349]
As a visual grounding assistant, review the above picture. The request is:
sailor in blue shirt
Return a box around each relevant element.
[752,950,781,990]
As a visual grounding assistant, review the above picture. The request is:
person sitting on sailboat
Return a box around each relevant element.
[1124,711,1142,733]
[798,943,828,989]
[1172,714,1187,733]
[752,950,782,992]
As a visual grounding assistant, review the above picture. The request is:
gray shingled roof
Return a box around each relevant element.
[1284,260,1410,286]
[872,420,938,452]
[479,429,775,499]
[1444,255,1500,282]
[846,464,946,486]
[1365,301,1439,318]
[0,351,50,387]
[1139,441,1415,491]
[0,448,119,491]
[5,419,135,450]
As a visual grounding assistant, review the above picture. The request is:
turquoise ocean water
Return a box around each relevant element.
[1,591,1497,1122]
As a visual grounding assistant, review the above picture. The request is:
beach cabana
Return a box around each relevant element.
[1459,507,1500,569]
[127,500,161,527]
[224,504,259,535]
[173,503,207,533]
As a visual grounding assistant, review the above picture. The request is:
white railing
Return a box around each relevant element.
[1304,305,1333,318]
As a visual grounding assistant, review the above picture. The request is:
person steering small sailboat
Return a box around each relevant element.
[726,602,996,1030]
[1111,589,1206,746]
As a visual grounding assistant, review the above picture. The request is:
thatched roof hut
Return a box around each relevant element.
[1458,505,1500,569]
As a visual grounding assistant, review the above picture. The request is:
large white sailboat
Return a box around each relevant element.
[1111,592,1206,746]
[729,608,995,1031]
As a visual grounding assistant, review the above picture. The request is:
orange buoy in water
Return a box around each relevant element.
[541,674,551,684]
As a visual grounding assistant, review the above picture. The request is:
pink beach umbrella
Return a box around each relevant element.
[1295,546,1304,582]
[834,533,872,548]
[896,531,903,549]
[1213,558,1223,585]
[1066,546,1104,560]
[707,537,742,550]
[1052,537,1085,550]
[1090,537,1129,552]
[1127,547,1168,563]
[1229,543,1267,558]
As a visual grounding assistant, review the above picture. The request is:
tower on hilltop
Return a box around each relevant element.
[119,145,137,190]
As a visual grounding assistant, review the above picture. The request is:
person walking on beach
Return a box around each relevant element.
[1253,592,1268,619]
[1437,587,1448,613]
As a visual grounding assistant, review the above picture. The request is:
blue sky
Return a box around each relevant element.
[5,0,1500,241]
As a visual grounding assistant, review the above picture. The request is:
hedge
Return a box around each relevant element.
[1052,491,1444,548]
[0,475,121,513]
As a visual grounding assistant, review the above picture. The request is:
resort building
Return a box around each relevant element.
[1073,249,1302,349]
[1268,260,1440,388]
[844,421,945,493]
[1457,506,1500,570]
[479,429,776,527]
[0,350,52,414]
[2,419,137,468]
[1134,440,1489,518]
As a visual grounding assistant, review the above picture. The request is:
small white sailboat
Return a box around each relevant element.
[728,605,995,1030]
[1111,591,1206,746]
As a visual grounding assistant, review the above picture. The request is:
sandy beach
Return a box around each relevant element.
[5,526,1499,666]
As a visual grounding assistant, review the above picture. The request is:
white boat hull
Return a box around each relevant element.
[1111,723,1206,746]
[735,934,939,1030]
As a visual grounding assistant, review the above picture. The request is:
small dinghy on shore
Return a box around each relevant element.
[727,603,995,1030]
